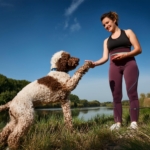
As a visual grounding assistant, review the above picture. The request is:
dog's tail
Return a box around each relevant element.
[0,101,11,112]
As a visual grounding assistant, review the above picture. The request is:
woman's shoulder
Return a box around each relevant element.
[124,29,134,34]
[104,37,109,43]
[103,38,109,46]
[123,29,134,38]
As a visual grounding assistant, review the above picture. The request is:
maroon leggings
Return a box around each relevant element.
[109,57,139,123]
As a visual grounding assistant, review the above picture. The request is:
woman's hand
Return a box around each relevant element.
[111,53,128,61]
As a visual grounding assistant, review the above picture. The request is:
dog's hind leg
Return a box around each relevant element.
[7,111,34,150]
[0,112,16,146]
[61,100,73,130]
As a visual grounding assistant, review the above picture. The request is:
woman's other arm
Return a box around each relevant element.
[125,29,142,57]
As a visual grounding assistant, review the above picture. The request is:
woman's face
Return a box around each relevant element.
[102,17,116,32]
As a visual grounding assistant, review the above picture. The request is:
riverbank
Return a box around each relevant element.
[1,108,150,150]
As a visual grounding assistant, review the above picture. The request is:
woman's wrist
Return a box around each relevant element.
[94,62,97,66]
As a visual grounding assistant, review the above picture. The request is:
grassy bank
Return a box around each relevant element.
[1,108,150,150]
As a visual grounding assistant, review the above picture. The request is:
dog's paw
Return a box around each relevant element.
[84,61,92,68]
[76,61,92,74]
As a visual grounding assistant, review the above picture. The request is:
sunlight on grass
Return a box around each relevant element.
[1,108,150,150]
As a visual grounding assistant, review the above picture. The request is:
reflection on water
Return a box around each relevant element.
[77,107,113,120]
[0,107,113,124]
[35,107,113,121]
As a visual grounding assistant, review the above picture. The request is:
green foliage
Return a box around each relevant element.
[1,110,150,150]
[0,74,10,92]
[101,101,113,107]
[122,100,129,106]
[88,100,100,107]
[147,93,150,98]
[0,91,17,104]
[69,94,80,108]
[143,98,150,107]
[140,92,150,107]
[0,74,30,104]
[0,74,102,108]
[69,94,80,103]
[139,93,146,107]
[69,95,101,108]
[79,99,89,107]
[100,92,150,108]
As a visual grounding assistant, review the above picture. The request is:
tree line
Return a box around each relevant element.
[101,93,150,108]
[1,74,150,108]
[0,74,30,105]
[0,74,100,108]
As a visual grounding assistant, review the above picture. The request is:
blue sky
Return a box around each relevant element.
[0,0,150,102]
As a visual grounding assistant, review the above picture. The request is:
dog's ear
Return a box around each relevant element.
[57,52,70,72]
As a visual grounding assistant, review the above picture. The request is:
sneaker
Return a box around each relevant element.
[110,123,121,131]
[129,121,138,130]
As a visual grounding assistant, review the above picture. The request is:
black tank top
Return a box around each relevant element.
[107,30,131,52]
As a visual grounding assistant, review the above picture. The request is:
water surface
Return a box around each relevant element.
[35,107,113,121]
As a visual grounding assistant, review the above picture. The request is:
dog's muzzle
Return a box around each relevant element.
[68,57,80,66]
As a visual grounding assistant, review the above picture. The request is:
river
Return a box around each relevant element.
[35,107,113,121]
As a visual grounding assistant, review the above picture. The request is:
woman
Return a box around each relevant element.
[87,11,142,130]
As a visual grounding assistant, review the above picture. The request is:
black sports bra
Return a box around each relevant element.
[107,30,132,51]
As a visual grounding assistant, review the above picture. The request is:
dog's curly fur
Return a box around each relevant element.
[0,50,91,149]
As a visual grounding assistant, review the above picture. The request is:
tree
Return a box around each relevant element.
[69,94,80,108]
[69,94,80,103]
[80,99,89,107]
[0,91,17,104]
[139,93,146,107]
[0,74,9,93]
[147,93,150,98]
[88,100,100,107]
[143,98,150,107]
[0,74,30,104]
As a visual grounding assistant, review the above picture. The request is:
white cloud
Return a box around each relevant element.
[64,20,69,29]
[70,18,81,32]
[0,0,14,7]
[65,0,84,16]
[63,0,84,32]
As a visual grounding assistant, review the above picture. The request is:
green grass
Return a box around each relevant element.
[1,108,150,150]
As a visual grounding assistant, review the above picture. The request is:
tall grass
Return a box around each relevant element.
[1,108,150,150]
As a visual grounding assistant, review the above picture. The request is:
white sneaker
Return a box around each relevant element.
[110,123,121,131]
[129,121,138,130]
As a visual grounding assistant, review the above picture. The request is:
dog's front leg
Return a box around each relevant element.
[61,100,73,130]
[64,61,91,91]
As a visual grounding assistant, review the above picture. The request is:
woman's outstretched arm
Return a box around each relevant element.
[85,38,109,68]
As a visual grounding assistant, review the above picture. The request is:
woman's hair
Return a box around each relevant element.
[100,11,119,26]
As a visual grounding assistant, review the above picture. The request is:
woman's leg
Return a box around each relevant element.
[124,60,139,122]
[109,64,123,123]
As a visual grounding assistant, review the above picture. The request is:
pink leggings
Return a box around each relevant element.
[109,57,139,123]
